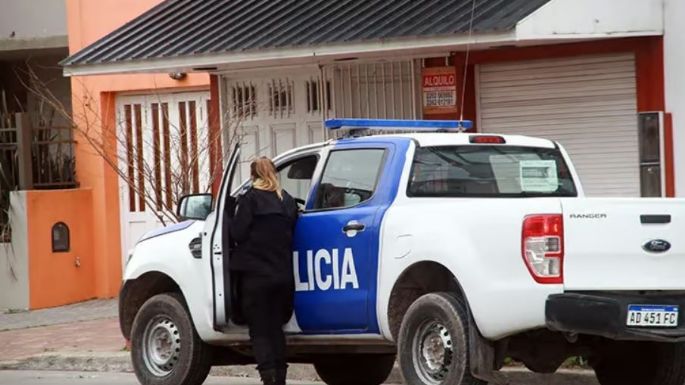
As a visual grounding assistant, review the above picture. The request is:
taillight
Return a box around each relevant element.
[470,135,506,144]
[522,215,564,284]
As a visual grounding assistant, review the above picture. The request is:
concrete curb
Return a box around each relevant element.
[0,352,597,384]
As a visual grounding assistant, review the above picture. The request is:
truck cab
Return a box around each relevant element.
[120,119,685,385]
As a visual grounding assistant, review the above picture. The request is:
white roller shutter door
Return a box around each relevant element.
[478,54,640,197]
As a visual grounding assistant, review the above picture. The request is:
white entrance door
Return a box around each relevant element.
[477,54,640,197]
[223,71,327,183]
[116,92,211,263]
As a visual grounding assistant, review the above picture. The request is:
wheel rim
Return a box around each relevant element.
[412,321,453,384]
[142,316,181,377]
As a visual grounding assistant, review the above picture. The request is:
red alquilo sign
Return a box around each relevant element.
[422,67,458,115]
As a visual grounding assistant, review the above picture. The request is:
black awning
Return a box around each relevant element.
[62,0,551,70]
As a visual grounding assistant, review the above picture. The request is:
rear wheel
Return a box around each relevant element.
[592,341,685,385]
[130,293,212,385]
[398,292,485,385]
[314,354,396,385]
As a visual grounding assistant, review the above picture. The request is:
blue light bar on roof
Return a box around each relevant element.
[325,118,473,131]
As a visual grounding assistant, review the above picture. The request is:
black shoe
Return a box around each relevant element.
[259,369,281,385]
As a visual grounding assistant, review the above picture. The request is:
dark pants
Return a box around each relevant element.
[240,273,294,374]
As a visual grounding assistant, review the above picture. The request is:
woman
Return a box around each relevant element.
[229,157,299,385]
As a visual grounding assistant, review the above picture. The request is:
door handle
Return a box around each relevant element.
[641,214,671,224]
[189,236,202,259]
[343,222,365,232]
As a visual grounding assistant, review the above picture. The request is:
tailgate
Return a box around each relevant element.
[562,198,685,290]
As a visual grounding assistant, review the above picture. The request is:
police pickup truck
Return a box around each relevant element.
[120,119,685,385]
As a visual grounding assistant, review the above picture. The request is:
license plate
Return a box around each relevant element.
[626,305,679,328]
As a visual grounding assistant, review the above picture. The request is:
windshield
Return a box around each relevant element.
[408,145,578,198]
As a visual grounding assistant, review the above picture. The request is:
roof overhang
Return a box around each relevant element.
[63,32,518,76]
[63,0,664,77]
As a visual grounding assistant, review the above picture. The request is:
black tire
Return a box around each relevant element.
[592,341,685,385]
[314,354,396,385]
[130,293,212,385]
[398,292,485,385]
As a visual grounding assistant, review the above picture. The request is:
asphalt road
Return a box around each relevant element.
[0,371,321,385]
[0,370,599,385]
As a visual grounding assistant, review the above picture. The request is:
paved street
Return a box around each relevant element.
[0,371,321,385]
[0,299,600,385]
[0,370,598,385]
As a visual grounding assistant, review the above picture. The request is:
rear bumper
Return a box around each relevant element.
[546,292,685,342]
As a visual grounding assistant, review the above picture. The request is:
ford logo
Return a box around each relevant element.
[643,239,672,253]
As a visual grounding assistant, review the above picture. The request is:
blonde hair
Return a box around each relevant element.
[251,157,282,199]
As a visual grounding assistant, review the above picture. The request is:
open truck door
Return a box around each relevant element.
[209,143,240,330]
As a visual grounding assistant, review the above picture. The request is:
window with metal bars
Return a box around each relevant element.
[269,79,294,117]
[123,103,146,213]
[330,61,417,120]
[231,83,256,119]
[305,79,331,113]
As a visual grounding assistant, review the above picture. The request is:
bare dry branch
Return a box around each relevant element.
[20,65,247,226]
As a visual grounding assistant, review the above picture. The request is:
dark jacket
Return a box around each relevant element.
[228,188,299,280]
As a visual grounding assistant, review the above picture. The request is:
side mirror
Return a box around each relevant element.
[177,194,213,221]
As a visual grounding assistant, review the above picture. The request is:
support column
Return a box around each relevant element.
[209,75,223,196]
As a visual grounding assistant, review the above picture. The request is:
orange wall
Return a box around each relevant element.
[27,189,95,309]
[65,0,210,298]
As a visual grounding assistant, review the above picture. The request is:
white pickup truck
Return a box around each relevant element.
[119,119,685,385]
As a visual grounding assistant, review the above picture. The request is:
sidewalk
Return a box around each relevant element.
[0,299,118,332]
[0,300,127,372]
[0,318,125,364]
[0,299,598,384]
[0,300,324,380]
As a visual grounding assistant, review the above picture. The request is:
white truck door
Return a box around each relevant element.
[207,144,240,330]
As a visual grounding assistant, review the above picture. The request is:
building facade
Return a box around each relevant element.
[1,0,212,310]
[0,0,79,310]
[64,0,212,302]
[4,0,678,309]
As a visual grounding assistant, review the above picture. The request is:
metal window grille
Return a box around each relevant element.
[231,83,257,119]
[120,96,211,216]
[329,61,417,120]
[269,78,294,118]
[306,79,331,114]
[123,104,145,212]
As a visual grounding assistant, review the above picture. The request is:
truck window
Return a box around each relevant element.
[408,146,577,198]
[278,155,318,205]
[314,149,385,209]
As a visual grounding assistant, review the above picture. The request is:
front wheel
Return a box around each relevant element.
[398,292,485,385]
[592,341,685,385]
[314,354,396,385]
[130,293,212,385]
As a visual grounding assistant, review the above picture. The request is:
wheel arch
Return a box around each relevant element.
[119,271,184,340]
[387,260,470,341]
